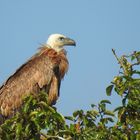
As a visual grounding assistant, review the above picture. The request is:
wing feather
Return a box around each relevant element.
[0,49,55,116]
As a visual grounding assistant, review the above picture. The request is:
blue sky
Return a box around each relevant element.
[0,0,140,116]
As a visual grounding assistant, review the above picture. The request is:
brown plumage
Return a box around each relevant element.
[0,34,76,119]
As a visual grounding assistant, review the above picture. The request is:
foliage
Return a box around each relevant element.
[1,50,140,140]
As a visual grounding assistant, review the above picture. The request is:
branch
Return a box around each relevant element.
[40,132,67,140]
[112,49,130,76]
[112,49,121,64]
[131,62,140,67]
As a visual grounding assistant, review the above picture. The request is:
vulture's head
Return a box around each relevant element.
[47,34,76,52]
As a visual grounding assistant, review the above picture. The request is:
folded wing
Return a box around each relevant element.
[0,48,56,117]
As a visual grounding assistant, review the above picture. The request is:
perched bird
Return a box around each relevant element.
[0,34,76,119]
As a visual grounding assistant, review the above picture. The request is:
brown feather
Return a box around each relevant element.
[47,76,59,105]
[0,45,68,118]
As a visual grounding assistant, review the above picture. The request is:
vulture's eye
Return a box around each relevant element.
[59,37,65,41]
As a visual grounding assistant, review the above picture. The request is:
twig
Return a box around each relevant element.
[112,49,121,64]
[131,62,140,67]
[40,132,66,140]
[112,49,129,75]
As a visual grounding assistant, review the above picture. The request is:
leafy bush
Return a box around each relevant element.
[0,50,140,140]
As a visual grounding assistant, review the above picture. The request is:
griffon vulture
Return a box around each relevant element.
[0,34,76,119]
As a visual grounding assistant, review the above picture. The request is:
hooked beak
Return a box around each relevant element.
[64,38,76,46]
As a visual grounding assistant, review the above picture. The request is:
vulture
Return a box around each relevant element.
[0,34,76,120]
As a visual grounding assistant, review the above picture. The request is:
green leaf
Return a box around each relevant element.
[16,123,22,136]
[25,124,30,135]
[132,70,140,75]
[104,110,115,117]
[99,103,106,112]
[118,108,125,122]
[100,100,111,104]
[107,117,114,122]
[58,130,73,136]
[114,106,124,112]
[38,101,55,113]
[38,111,46,117]
[101,117,114,123]
[53,112,65,123]
[136,134,140,140]
[131,55,135,61]
[122,97,127,106]
[91,104,96,108]
[73,110,84,118]
[22,96,33,113]
[106,85,114,96]
[29,111,39,117]
[65,116,74,121]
